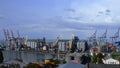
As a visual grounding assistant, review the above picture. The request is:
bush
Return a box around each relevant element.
[23,63,41,68]
[43,63,55,68]
[54,59,60,64]
[112,52,120,59]
[0,65,8,68]
[71,56,74,60]
[81,54,91,64]
[117,58,120,61]
[62,60,66,64]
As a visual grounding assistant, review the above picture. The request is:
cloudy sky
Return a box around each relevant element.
[0,0,120,39]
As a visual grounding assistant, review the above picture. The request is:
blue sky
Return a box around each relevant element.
[0,0,120,39]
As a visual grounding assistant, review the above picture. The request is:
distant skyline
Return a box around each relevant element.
[0,0,120,39]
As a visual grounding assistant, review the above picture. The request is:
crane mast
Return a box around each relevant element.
[110,28,120,43]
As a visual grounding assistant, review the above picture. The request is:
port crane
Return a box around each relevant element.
[110,28,120,43]
[88,30,97,43]
[3,29,15,49]
[98,29,107,42]
[3,29,11,44]
[3,29,16,41]
[3,29,24,50]
[3,29,8,41]
[52,35,60,47]
[109,28,120,52]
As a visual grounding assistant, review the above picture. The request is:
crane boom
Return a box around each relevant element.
[6,29,10,40]
[102,29,107,38]
[91,30,97,38]
[17,30,20,39]
[10,30,14,38]
[3,29,8,41]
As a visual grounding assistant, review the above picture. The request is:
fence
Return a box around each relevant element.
[88,63,120,68]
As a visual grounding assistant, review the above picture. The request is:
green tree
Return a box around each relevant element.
[92,54,97,63]
[92,53,104,64]
[97,53,104,63]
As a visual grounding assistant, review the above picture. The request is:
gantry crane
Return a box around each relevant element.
[10,30,14,39]
[110,28,120,43]
[108,28,120,52]
[3,29,10,47]
[98,29,107,42]
[88,30,97,42]
[6,29,10,40]
[53,35,60,47]
[3,29,24,50]
[3,29,14,49]
[16,30,25,49]
[3,29,8,41]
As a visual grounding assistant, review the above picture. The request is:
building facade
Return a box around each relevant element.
[26,38,46,50]
[57,40,69,52]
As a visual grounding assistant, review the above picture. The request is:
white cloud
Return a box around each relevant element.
[104,16,113,23]
[1,0,120,39]
[62,0,120,25]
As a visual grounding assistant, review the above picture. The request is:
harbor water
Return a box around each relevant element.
[2,50,53,64]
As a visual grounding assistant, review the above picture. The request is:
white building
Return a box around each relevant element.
[57,40,69,52]
[27,39,45,49]
[103,58,120,64]
[77,40,88,52]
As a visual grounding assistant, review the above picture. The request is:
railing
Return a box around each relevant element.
[88,63,120,68]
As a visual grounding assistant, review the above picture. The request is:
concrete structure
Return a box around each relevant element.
[57,40,89,52]
[77,40,88,52]
[57,40,69,52]
[27,38,46,49]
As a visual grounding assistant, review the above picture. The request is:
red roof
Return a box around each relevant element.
[72,60,79,63]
